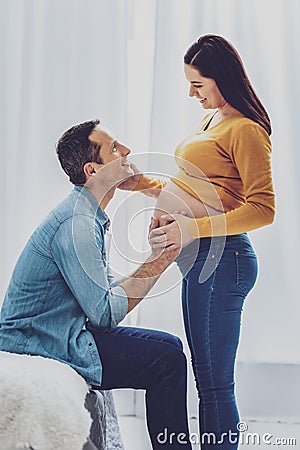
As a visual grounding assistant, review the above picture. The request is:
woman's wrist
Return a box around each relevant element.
[188,217,199,240]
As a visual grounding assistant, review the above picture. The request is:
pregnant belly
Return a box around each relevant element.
[154,180,220,224]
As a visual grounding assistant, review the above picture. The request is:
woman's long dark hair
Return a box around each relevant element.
[184,34,271,135]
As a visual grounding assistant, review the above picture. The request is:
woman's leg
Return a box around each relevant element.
[89,325,192,450]
[182,242,257,450]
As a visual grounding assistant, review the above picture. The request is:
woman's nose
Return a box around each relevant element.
[189,85,196,97]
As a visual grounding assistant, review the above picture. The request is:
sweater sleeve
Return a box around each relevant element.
[133,174,167,198]
[189,122,275,238]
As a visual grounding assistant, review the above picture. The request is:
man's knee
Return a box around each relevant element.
[160,342,187,376]
[160,332,184,352]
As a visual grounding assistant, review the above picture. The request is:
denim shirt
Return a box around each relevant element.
[0,186,128,386]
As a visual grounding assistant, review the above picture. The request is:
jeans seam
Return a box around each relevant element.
[206,269,222,450]
[183,280,195,361]
[235,250,248,296]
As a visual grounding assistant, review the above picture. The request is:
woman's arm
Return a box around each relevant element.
[149,122,275,248]
[133,174,167,198]
[189,122,275,238]
[117,163,167,198]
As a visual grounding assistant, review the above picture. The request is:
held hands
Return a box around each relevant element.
[149,213,194,251]
[118,163,141,190]
[148,216,180,263]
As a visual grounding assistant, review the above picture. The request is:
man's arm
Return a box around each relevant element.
[50,215,127,329]
[120,244,178,312]
[119,217,179,312]
[51,215,177,327]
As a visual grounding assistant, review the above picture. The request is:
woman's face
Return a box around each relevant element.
[184,63,226,110]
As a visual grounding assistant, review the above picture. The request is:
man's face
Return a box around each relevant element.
[88,125,134,184]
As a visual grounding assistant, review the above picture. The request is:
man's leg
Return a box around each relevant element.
[88,325,192,450]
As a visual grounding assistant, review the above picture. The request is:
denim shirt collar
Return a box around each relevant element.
[74,185,110,231]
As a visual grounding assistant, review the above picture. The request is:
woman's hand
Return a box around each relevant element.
[149,213,194,251]
[118,163,141,190]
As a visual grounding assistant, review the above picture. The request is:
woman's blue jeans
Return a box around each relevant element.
[177,233,258,450]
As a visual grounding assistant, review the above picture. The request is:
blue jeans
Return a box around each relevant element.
[177,233,258,450]
[88,325,192,449]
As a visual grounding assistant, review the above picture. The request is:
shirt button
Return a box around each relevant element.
[88,342,93,347]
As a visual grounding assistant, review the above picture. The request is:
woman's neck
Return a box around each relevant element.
[217,102,241,118]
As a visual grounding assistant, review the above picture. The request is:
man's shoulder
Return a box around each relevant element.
[31,189,96,242]
[51,188,96,224]
[32,188,105,250]
[50,192,74,222]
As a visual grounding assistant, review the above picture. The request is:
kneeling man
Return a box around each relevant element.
[0,120,191,450]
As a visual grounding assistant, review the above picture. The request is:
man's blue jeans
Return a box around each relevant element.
[88,325,192,449]
[177,233,258,450]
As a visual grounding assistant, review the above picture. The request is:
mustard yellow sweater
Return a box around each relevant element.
[134,112,275,238]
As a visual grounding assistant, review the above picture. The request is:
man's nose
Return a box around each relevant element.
[121,144,131,156]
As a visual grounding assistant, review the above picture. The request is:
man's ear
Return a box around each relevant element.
[83,162,98,180]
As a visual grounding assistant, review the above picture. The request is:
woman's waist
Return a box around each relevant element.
[176,233,255,268]
[196,233,254,252]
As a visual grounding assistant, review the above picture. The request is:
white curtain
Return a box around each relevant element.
[0,0,127,288]
[1,0,299,419]
[135,0,300,366]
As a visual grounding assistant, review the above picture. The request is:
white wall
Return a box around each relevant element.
[124,0,300,367]
[1,0,299,422]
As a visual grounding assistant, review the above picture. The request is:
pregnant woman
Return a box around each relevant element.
[123,34,275,449]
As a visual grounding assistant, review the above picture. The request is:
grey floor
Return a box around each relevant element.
[118,415,300,449]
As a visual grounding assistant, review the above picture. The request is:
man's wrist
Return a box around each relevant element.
[150,247,178,269]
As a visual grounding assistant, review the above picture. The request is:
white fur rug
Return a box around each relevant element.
[0,351,91,450]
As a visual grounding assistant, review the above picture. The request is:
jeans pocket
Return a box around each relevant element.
[234,250,258,296]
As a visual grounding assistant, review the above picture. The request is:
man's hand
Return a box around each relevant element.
[118,163,141,190]
[148,216,180,263]
[120,214,182,312]
[149,213,194,251]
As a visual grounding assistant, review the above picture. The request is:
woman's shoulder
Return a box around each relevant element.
[232,114,267,133]
[227,116,272,156]
[229,115,270,140]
